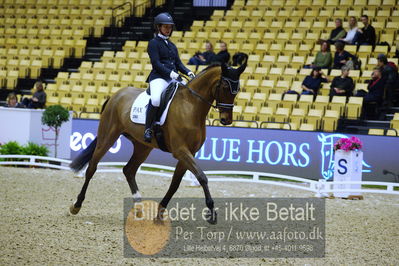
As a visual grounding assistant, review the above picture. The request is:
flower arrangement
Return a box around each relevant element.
[334,136,363,152]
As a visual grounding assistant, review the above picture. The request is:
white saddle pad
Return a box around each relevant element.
[130,84,179,126]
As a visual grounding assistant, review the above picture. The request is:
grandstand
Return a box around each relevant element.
[0,0,398,135]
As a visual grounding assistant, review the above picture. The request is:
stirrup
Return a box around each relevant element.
[144,128,153,143]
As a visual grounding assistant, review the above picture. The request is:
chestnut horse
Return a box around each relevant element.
[69,60,247,224]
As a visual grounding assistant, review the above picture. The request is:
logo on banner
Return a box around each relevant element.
[70,132,121,154]
[317,133,372,180]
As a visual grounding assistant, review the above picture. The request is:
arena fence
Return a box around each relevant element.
[1,155,398,196]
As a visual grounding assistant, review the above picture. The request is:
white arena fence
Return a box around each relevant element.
[1,155,398,196]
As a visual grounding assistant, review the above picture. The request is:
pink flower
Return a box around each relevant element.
[334,137,363,152]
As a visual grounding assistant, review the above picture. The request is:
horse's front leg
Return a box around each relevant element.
[168,148,217,224]
[156,161,186,222]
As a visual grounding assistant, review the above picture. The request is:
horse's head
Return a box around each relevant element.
[215,56,248,125]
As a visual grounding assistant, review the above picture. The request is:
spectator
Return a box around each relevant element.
[332,41,353,69]
[22,81,47,109]
[188,41,215,66]
[5,93,24,108]
[212,41,230,65]
[356,67,385,104]
[340,17,359,45]
[377,54,399,106]
[327,18,346,44]
[312,41,332,69]
[356,15,376,46]
[301,67,329,95]
[329,65,354,98]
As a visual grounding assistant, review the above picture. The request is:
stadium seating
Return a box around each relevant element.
[2,0,398,132]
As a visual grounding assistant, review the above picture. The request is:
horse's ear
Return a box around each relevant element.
[237,54,248,75]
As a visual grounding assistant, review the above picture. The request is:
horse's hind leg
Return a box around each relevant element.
[123,140,153,202]
[70,129,121,215]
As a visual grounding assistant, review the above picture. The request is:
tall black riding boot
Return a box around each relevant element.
[144,102,159,143]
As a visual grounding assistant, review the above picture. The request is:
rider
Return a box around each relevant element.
[144,12,195,143]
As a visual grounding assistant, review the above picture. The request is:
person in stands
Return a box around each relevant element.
[329,65,354,98]
[301,67,329,95]
[212,41,230,65]
[356,15,376,46]
[5,93,24,108]
[21,81,47,109]
[188,41,215,66]
[327,18,346,44]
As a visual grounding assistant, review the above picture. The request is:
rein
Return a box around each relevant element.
[181,75,237,111]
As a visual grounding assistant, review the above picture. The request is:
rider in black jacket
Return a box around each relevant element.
[144,12,195,142]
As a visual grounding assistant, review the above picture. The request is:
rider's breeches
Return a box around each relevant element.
[149,78,175,107]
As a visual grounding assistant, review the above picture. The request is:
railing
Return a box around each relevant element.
[111,2,133,50]
[1,155,398,196]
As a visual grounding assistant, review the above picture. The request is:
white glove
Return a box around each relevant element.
[170,71,179,80]
[188,72,195,79]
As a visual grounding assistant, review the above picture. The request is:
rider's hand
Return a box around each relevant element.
[170,71,180,80]
[188,72,195,79]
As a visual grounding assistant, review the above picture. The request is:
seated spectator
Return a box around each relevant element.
[356,67,385,104]
[332,41,354,69]
[377,54,399,106]
[5,93,24,108]
[327,18,346,44]
[22,81,47,109]
[188,41,215,66]
[301,67,329,95]
[312,41,332,69]
[340,17,359,45]
[329,66,354,98]
[356,15,376,46]
[212,41,230,65]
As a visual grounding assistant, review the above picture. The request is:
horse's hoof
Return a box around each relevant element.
[69,204,81,215]
[205,209,217,225]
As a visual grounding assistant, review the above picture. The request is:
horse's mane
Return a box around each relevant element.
[200,62,221,73]
[187,63,221,85]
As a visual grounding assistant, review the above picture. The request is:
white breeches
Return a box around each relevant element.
[149,78,175,107]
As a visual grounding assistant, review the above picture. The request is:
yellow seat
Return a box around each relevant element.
[390,113,399,130]
[290,108,307,125]
[368,129,384,135]
[386,129,398,137]
[329,96,346,116]
[281,93,298,110]
[346,97,363,119]
[274,107,290,123]
[313,95,330,113]
[257,106,274,122]
[264,123,282,129]
[307,109,323,130]
[252,92,267,109]
[235,92,252,106]
[299,123,316,131]
[242,106,258,121]
[232,105,243,120]
[267,93,283,111]
[322,110,340,132]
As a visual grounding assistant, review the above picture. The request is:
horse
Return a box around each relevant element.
[69,60,248,224]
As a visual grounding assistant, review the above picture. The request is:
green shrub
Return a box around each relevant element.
[0,141,23,155]
[22,142,49,157]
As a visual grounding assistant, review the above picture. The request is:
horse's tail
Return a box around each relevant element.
[70,138,97,172]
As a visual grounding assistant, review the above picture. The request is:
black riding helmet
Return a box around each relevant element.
[154,12,174,35]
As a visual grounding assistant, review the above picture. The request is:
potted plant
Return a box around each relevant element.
[333,136,364,199]
[41,105,70,158]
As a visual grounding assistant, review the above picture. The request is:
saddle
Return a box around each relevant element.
[146,82,177,122]
[131,82,179,152]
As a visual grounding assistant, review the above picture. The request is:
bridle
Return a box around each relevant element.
[183,75,240,111]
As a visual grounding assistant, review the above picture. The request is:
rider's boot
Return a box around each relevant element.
[144,102,159,143]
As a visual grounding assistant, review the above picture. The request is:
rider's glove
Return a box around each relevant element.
[188,72,196,79]
[170,71,180,80]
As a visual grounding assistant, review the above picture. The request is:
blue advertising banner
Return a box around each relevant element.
[70,119,399,182]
